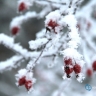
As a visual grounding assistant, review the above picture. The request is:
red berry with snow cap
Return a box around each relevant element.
[64,58,73,65]
[47,19,59,34]
[48,20,58,29]
[73,64,81,74]
[25,80,32,91]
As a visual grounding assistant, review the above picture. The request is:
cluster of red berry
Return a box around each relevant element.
[64,58,96,78]
[18,76,32,91]
[64,58,81,78]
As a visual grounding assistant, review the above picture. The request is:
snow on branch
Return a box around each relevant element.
[0,33,30,59]
[0,55,23,73]
[10,0,67,35]
[0,33,63,73]
[29,38,48,50]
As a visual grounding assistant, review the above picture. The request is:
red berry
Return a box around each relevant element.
[25,80,32,91]
[19,76,26,86]
[11,27,19,35]
[18,2,26,12]
[64,58,72,65]
[73,64,81,74]
[86,69,92,77]
[64,66,73,75]
[47,19,59,34]
[48,20,58,29]
[92,61,96,71]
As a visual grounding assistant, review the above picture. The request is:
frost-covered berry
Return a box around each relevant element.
[86,69,92,77]
[73,64,81,74]
[64,66,73,75]
[25,80,32,91]
[18,2,27,12]
[64,66,73,78]
[64,58,74,78]
[15,68,36,91]
[46,20,59,34]
[45,10,61,34]
[92,61,96,71]
[11,26,19,35]
[18,76,26,86]
[48,20,58,29]
[64,58,73,65]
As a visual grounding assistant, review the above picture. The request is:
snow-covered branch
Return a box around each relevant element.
[1,0,96,95]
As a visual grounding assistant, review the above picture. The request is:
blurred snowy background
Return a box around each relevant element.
[0,0,96,96]
[0,0,44,95]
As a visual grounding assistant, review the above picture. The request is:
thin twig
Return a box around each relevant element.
[34,39,51,64]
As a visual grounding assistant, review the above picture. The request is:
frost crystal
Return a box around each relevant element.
[29,38,48,50]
